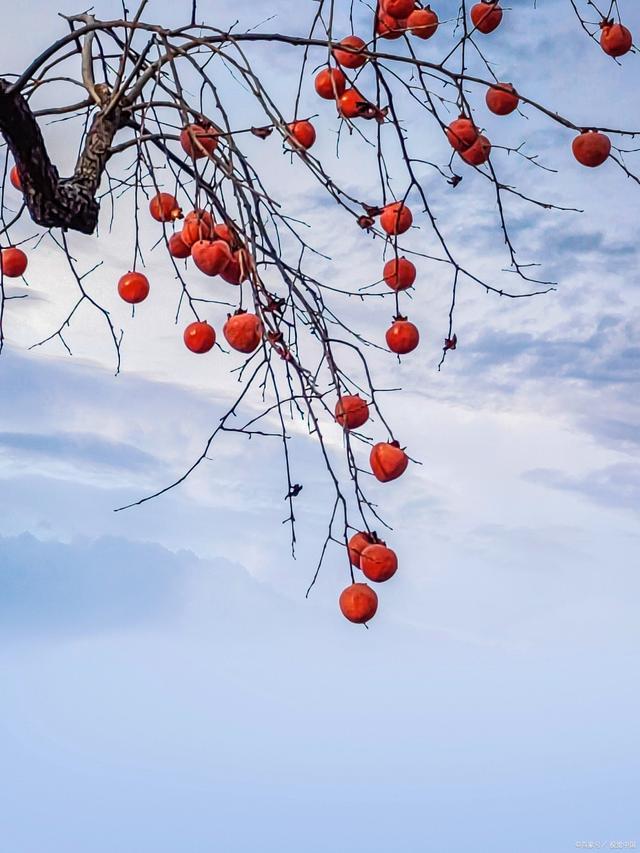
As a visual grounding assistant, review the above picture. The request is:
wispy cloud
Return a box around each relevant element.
[524,463,640,512]
[0,431,157,473]
[466,315,640,386]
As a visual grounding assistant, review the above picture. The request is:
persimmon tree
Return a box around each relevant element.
[0,0,636,623]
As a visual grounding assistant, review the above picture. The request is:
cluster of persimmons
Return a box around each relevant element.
[1,0,633,625]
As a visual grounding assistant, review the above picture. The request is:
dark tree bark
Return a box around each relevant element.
[0,80,127,235]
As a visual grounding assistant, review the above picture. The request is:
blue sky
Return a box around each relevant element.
[1,1,639,851]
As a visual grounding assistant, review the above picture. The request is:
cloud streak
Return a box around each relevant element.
[0,431,157,473]
[524,463,640,512]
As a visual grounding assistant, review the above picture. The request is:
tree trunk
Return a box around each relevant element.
[0,80,127,235]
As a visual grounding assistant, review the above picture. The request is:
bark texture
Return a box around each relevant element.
[0,80,126,235]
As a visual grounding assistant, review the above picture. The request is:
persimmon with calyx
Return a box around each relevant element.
[1,247,28,278]
[10,166,22,191]
[486,83,519,115]
[376,11,407,40]
[183,321,216,354]
[370,440,409,482]
[460,134,492,165]
[470,1,503,34]
[386,316,420,354]
[314,67,346,99]
[572,131,611,167]
[360,543,398,582]
[332,35,367,69]
[118,271,149,304]
[348,531,378,568]
[223,310,263,353]
[191,240,232,276]
[221,248,251,285]
[382,0,414,18]
[288,120,316,150]
[383,256,416,290]
[213,223,235,244]
[149,192,182,222]
[407,7,438,39]
[380,202,413,235]
[338,89,369,119]
[181,209,214,246]
[179,123,218,158]
[446,117,478,151]
[168,233,191,259]
[339,583,378,624]
[335,394,370,430]
[600,21,632,57]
